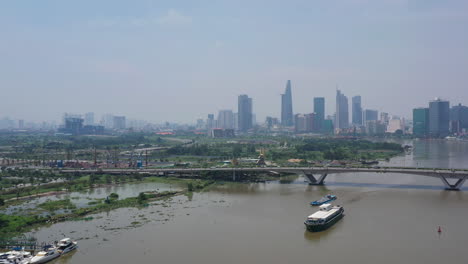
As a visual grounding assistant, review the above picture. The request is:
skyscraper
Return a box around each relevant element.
[281,80,294,127]
[113,116,126,129]
[206,114,216,130]
[363,109,378,123]
[84,112,94,126]
[429,98,450,138]
[413,108,429,137]
[335,90,349,129]
[217,110,234,129]
[351,96,362,126]
[313,97,325,131]
[238,95,253,132]
[450,104,468,134]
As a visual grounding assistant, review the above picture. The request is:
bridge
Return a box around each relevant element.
[61,166,468,191]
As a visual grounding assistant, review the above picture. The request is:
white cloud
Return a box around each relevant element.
[157,9,192,26]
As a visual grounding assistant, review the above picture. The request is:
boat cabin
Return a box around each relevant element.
[319,204,332,211]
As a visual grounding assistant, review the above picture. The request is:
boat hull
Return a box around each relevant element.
[304,210,344,232]
[310,197,337,206]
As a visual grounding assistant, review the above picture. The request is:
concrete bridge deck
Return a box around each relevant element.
[60,166,468,190]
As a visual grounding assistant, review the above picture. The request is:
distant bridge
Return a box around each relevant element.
[60,166,468,190]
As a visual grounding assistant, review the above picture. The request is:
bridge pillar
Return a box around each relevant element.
[304,172,328,185]
[439,176,466,191]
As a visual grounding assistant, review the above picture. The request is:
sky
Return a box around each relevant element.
[1,0,468,123]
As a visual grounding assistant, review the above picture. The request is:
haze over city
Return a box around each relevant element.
[1,0,468,123]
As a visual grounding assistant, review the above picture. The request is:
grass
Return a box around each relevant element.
[38,199,77,211]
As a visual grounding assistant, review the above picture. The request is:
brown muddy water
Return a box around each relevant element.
[27,140,468,263]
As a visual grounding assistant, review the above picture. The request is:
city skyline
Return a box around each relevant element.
[2,1,468,123]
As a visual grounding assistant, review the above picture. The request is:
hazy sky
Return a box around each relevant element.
[1,0,468,123]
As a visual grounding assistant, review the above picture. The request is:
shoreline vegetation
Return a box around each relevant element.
[0,176,214,239]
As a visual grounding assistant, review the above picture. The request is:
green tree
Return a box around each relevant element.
[0,198,4,206]
[137,192,147,203]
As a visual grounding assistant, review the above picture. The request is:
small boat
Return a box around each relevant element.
[30,245,60,264]
[310,194,337,206]
[304,203,344,232]
[0,250,32,264]
[57,238,78,254]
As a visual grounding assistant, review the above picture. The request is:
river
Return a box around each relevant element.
[28,139,468,264]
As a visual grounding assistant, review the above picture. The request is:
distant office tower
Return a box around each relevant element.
[217,110,234,129]
[238,95,253,132]
[413,108,429,137]
[386,118,405,133]
[335,90,349,129]
[84,112,94,126]
[281,80,294,126]
[102,114,114,128]
[363,109,378,124]
[314,97,325,131]
[206,114,216,130]
[365,121,386,135]
[63,116,84,135]
[233,113,238,130]
[450,104,468,134]
[429,98,450,138]
[380,112,390,124]
[113,116,126,129]
[265,116,279,129]
[294,113,315,133]
[18,120,24,129]
[352,96,362,126]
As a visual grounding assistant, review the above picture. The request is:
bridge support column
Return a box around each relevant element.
[439,176,466,191]
[304,172,328,185]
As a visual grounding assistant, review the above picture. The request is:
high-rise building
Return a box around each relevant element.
[18,120,24,129]
[313,97,325,131]
[363,109,378,124]
[206,114,216,130]
[281,80,294,126]
[429,98,450,138]
[84,112,94,126]
[217,110,234,129]
[101,114,114,128]
[238,95,253,132]
[386,118,405,134]
[450,104,468,134]
[335,90,349,129]
[351,96,362,126]
[380,112,390,125]
[113,116,126,129]
[413,108,429,137]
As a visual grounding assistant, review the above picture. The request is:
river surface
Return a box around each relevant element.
[28,139,468,264]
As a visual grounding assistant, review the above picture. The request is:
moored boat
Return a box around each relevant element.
[29,245,60,264]
[57,238,78,254]
[304,203,344,232]
[0,250,32,264]
[310,194,337,206]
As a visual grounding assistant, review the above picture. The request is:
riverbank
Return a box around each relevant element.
[0,177,215,238]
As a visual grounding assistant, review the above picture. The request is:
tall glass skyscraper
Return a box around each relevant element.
[413,107,429,137]
[238,95,253,132]
[429,98,450,138]
[313,97,325,131]
[281,80,294,127]
[352,96,362,126]
[335,90,349,129]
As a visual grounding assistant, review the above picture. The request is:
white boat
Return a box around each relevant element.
[29,245,60,264]
[0,250,32,264]
[57,238,78,254]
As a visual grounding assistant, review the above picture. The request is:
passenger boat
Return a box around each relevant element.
[57,238,78,254]
[304,203,344,232]
[0,249,32,264]
[30,245,60,264]
[310,194,337,206]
